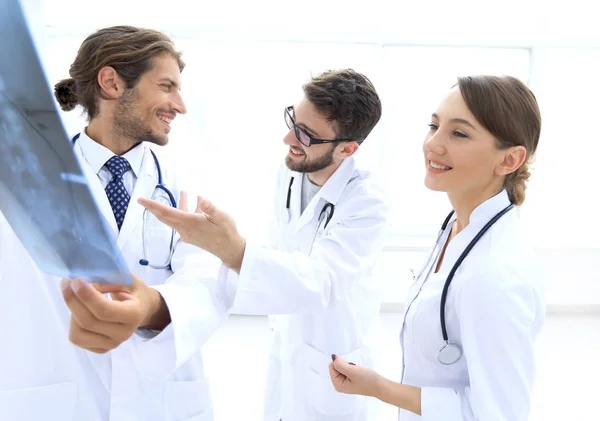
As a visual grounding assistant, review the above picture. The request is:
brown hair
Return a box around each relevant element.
[54,26,184,120]
[457,75,541,205]
[302,69,382,144]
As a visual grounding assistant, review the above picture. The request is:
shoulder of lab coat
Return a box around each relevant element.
[420,218,545,421]
[130,148,234,380]
[227,162,390,315]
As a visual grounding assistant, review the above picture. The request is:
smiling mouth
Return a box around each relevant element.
[289,147,305,157]
[429,160,452,170]
[158,115,173,125]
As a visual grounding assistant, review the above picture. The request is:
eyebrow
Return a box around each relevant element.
[291,107,321,138]
[297,123,320,138]
[431,113,477,131]
[159,78,181,91]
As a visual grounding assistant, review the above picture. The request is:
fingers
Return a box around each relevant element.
[329,361,343,380]
[138,197,186,230]
[179,190,189,212]
[110,291,135,302]
[195,196,216,216]
[94,284,135,296]
[68,322,119,353]
[331,354,356,376]
[329,362,350,393]
[92,273,141,295]
[138,196,171,214]
[61,278,146,352]
[62,278,137,325]
[61,280,132,345]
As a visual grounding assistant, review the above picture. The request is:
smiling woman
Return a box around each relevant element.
[330,75,545,421]
[424,76,539,214]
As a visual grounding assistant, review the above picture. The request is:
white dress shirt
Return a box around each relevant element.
[78,130,145,196]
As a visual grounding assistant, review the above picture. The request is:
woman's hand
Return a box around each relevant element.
[329,354,383,397]
[329,354,422,415]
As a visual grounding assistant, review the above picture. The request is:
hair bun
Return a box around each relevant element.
[54,78,78,111]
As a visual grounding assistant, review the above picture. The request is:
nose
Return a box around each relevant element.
[423,130,445,155]
[171,91,187,115]
[283,127,299,146]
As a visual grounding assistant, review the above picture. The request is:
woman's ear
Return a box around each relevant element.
[496,145,527,176]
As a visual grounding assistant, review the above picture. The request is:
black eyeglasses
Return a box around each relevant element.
[284,105,352,147]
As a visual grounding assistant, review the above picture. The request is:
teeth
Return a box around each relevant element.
[429,160,451,170]
[158,116,172,124]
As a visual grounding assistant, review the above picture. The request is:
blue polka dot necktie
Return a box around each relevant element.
[104,155,131,230]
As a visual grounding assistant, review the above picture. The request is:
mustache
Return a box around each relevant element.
[156,109,176,119]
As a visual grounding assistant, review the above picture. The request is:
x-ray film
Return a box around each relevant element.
[0,0,133,285]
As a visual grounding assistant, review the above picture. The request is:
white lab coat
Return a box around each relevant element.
[399,190,545,421]
[223,157,390,421]
[0,132,234,421]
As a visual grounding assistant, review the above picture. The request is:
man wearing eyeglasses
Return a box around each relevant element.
[139,69,389,421]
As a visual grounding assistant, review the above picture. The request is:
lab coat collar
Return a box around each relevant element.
[73,137,118,235]
[438,189,512,274]
[317,156,356,206]
[467,189,511,226]
[293,157,356,231]
[78,129,144,178]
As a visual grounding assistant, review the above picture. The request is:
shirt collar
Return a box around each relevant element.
[78,129,145,177]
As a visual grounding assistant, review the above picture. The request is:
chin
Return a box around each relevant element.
[424,176,447,192]
[284,158,297,171]
[284,155,302,171]
[148,133,169,146]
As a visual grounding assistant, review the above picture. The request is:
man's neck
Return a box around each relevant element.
[86,117,133,156]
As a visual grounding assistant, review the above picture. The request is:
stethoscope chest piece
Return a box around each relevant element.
[437,342,463,365]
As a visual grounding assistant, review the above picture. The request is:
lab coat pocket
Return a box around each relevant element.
[300,343,367,416]
[0,381,77,421]
[165,379,213,421]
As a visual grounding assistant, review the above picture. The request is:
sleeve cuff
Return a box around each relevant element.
[134,327,161,340]
[131,265,236,381]
[220,263,239,310]
[131,323,177,380]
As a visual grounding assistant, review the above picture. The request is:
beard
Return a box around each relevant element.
[113,88,166,148]
[285,143,336,173]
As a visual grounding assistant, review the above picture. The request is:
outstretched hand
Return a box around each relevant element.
[138,191,246,271]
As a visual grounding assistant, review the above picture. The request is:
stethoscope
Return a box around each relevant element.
[72,134,177,269]
[282,176,335,251]
[415,202,515,365]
